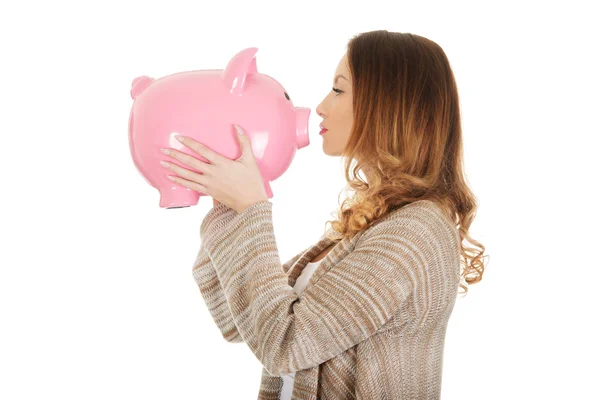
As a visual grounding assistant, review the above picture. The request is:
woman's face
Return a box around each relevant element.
[316,52,354,156]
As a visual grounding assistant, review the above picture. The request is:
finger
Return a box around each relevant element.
[164,161,211,186]
[176,136,226,165]
[168,174,211,195]
[166,148,214,173]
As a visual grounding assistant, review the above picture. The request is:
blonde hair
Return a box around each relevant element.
[323,30,487,296]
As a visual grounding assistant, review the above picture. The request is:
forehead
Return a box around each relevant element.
[334,53,350,82]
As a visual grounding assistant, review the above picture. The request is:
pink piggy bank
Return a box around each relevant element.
[128,47,311,209]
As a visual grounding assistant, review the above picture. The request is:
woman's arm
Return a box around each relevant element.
[192,201,313,343]
[200,201,447,376]
[192,202,242,342]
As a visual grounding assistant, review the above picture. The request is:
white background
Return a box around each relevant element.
[1,0,598,398]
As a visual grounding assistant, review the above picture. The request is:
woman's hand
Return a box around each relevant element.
[159,124,268,213]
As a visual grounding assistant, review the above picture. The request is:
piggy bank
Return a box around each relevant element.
[128,47,311,209]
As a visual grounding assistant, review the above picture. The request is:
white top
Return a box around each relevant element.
[279,258,324,400]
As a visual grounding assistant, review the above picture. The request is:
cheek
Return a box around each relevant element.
[342,100,353,121]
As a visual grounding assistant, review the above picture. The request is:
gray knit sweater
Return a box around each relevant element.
[192,199,460,399]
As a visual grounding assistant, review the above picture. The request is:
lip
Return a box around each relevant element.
[319,128,328,135]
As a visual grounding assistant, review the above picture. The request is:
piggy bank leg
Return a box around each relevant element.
[263,178,273,199]
[159,184,202,208]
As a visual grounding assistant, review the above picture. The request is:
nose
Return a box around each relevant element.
[316,107,324,119]
[316,101,326,120]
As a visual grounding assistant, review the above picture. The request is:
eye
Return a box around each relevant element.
[332,87,343,95]
[284,92,290,100]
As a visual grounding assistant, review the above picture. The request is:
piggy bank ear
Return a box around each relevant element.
[130,76,154,99]
[222,47,259,96]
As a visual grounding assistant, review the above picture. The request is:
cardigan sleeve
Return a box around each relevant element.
[200,200,434,377]
[192,203,313,343]
[192,203,243,343]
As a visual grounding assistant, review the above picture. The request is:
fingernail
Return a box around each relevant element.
[235,125,244,135]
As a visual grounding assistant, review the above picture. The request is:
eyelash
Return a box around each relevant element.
[332,87,343,95]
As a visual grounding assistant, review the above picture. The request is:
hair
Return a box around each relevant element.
[322,30,487,296]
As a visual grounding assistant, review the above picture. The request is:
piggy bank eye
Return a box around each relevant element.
[284,92,290,100]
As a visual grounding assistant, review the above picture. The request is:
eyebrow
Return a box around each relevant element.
[334,74,349,84]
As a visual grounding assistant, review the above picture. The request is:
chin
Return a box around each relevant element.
[322,140,341,156]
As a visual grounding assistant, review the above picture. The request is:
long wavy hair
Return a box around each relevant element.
[322,30,487,296]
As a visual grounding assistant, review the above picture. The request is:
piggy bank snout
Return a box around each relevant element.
[295,107,311,149]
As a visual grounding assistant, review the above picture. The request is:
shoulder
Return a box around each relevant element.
[396,199,455,229]
[367,199,449,227]
[359,199,458,249]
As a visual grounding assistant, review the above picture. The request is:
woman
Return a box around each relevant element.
[187,30,486,399]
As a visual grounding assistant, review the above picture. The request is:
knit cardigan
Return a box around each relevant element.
[192,199,461,399]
